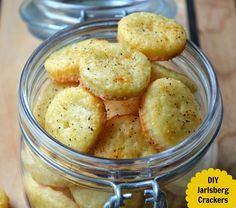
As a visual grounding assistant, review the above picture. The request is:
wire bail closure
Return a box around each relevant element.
[104,178,167,208]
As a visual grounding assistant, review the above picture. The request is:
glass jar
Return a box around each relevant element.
[18,19,223,208]
[20,0,177,39]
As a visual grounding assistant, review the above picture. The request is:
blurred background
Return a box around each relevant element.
[0,0,236,207]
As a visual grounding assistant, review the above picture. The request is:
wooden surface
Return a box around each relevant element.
[195,0,236,176]
[0,0,235,207]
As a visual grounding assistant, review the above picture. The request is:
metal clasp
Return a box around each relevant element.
[104,178,167,208]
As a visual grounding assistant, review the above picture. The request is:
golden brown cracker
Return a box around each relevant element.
[45,86,106,153]
[21,146,68,187]
[24,174,78,208]
[118,12,186,61]
[93,115,158,159]
[151,63,197,92]
[0,189,9,208]
[140,78,201,150]
[78,41,151,99]
[33,81,77,128]
[44,39,107,83]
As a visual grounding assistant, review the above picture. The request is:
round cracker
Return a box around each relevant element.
[45,86,106,153]
[151,63,197,93]
[93,115,158,159]
[0,189,9,208]
[78,41,151,100]
[70,186,144,208]
[104,96,141,120]
[44,39,107,83]
[24,174,78,208]
[33,81,77,128]
[70,186,110,208]
[140,78,202,150]
[21,147,68,187]
[118,12,187,61]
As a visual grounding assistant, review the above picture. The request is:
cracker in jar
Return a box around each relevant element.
[118,12,187,61]
[21,146,68,188]
[45,86,106,153]
[70,186,144,208]
[78,41,151,100]
[151,63,197,93]
[140,78,202,150]
[24,174,78,208]
[93,115,158,159]
[0,189,9,208]
[44,39,107,83]
[33,81,77,128]
[70,186,111,208]
[104,96,141,120]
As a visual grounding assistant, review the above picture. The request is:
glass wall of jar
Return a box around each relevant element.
[18,19,223,208]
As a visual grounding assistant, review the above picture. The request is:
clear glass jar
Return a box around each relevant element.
[18,19,223,208]
[20,0,177,39]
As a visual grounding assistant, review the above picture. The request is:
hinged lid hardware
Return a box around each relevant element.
[104,178,167,208]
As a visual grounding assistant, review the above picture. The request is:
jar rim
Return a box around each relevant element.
[19,18,223,179]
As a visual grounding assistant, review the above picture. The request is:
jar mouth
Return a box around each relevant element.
[19,18,223,179]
